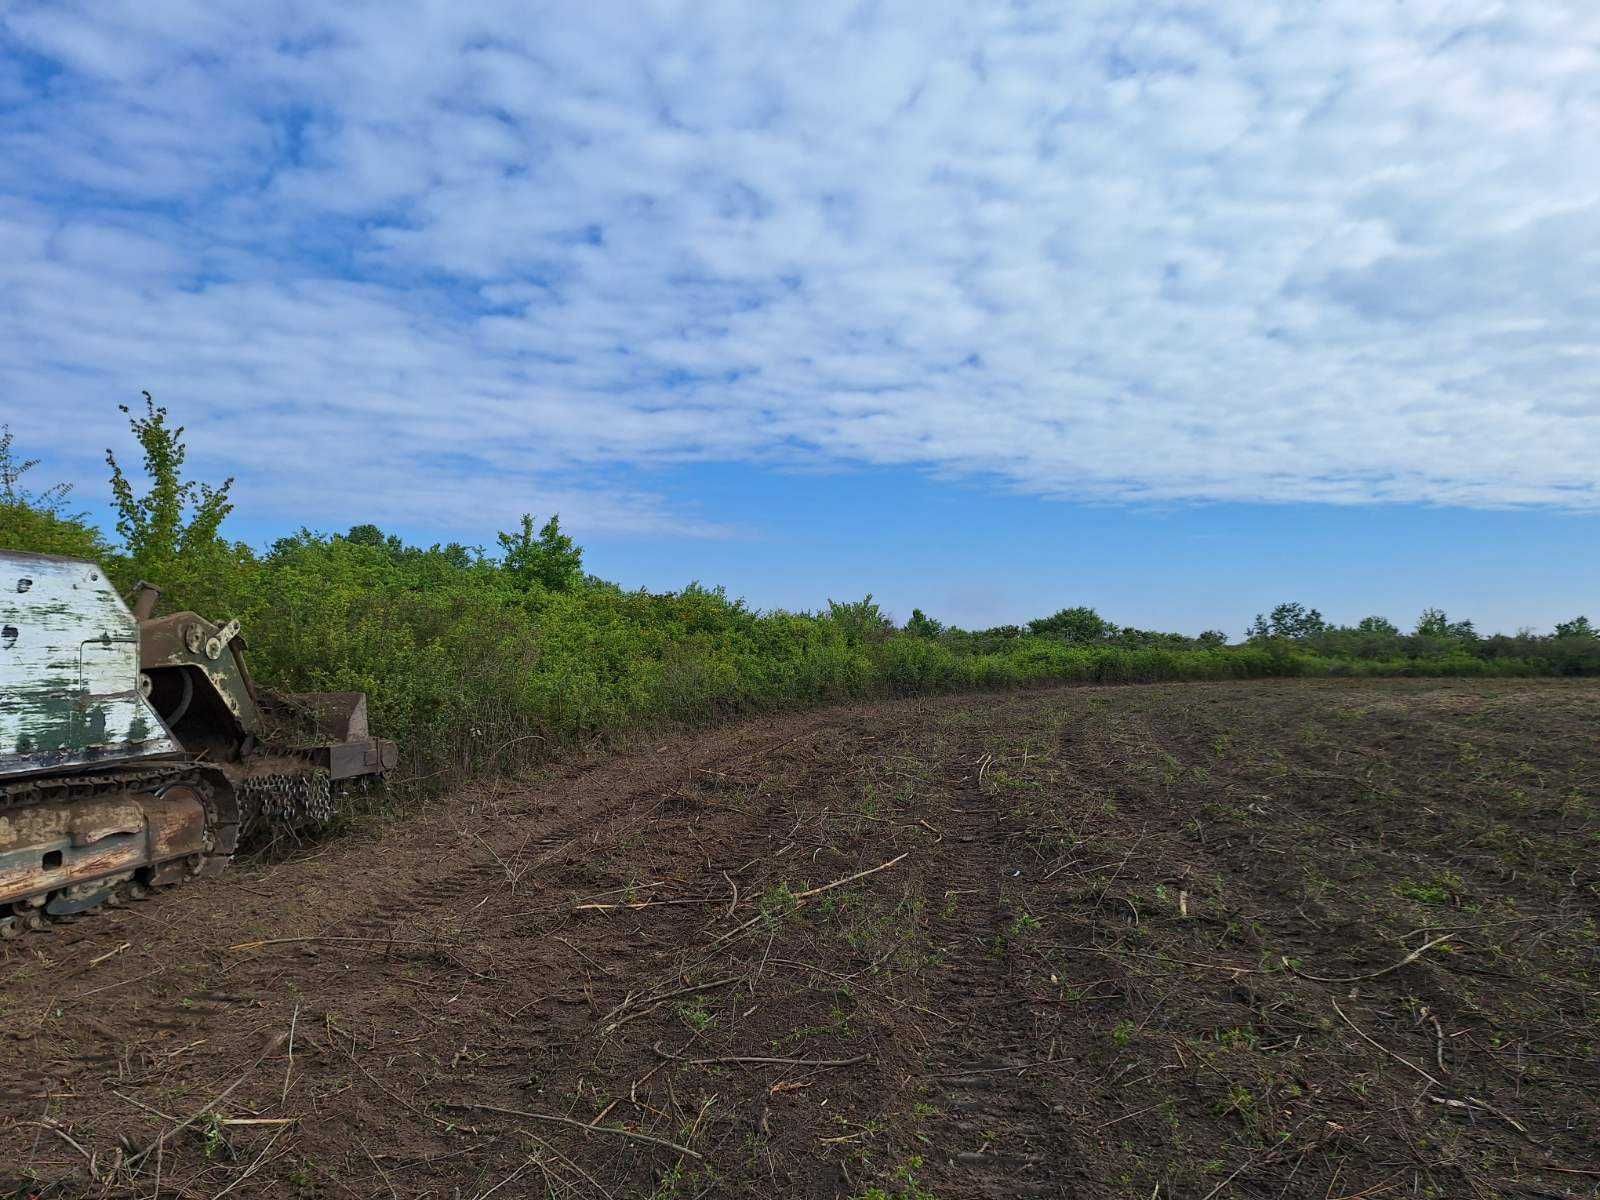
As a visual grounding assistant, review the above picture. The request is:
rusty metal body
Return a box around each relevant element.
[0,550,396,937]
[0,788,207,912]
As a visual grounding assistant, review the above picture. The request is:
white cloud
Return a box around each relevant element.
[1,0,1598,539]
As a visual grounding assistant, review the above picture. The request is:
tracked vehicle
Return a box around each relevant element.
[0,550,396,937]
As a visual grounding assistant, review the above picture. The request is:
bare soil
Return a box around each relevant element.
[3,679,1598,1200]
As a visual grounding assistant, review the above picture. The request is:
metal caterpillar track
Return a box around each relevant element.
[0,762,197,813]
[0,763,339,941]
[4,869,169,938]
[2,765,214,940]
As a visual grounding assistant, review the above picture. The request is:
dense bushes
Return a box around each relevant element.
[2,410,1595,791]
[0,426,113,560]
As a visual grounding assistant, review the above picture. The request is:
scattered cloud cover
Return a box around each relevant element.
[2,1,1598,538]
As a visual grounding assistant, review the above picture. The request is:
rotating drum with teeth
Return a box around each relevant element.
[237,769,335,842]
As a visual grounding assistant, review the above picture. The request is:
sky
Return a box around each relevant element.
[1,1,1597,635]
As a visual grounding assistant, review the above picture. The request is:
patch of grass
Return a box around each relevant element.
[854,1155,940,1200]
[1395,870,1464,905]
[675,995,715,1032]
[1216,1026,1259,1051]
[1008,910,1042,938]
[758,882,800,926]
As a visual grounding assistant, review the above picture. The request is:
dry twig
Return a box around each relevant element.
[282,1000,300,1105]
[1332,998,1441,1089]
[706,853,910,949]
[126,1032,286,1171]
[229,934,450,951]
[36,1120,99,1180]
[1285,934,1457,984]
[87,941,130,968]
[601,976,739,1031]
[1428,1095,1531,1137]
[651,1043,867,1069]
[443,1102,703,1159]
[573,896,728,913]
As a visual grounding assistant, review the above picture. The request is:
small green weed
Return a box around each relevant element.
[675,996,714,1032]
[854,1155,940,1200]
[199,1113,226,1159]
[1395,870,1464,905]
[1008,910,1041,938]
[759,882,799,926]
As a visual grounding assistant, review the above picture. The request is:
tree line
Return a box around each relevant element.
[3,400,1593,793]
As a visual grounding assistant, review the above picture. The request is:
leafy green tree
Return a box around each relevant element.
[497,513,584,592]
[3,424,62,510]
[1414,608,1450,638]
[1554,616,1595,639]
[105,393,234,575]
[1195,629,1229,648]
[1414,608,1477,641]
[825,595,894,645]
[338,525,485,577]
[1248,602,1326,641]
[345,523,397,550]
[1356,616,1399,636]
[0,424,111,560]
[1028,606,1110,643]
[904,608,944,638]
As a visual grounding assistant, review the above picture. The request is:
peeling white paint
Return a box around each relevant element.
[0,552,181,777]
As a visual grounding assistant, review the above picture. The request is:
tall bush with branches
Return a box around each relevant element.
[1028,605,1111,643]
[497,513,584,592]
[1248,602,1327,641]
[105,392,235,579]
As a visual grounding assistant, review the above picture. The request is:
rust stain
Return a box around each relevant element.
[0,790,205,903]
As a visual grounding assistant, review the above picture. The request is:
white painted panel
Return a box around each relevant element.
[0,551,181,778]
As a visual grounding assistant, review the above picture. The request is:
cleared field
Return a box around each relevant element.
[3,679,1597,1199]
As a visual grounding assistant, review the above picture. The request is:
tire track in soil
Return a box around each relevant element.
[916,747,1070,1199]
[292,716,848,996]
[0,705,880,1191]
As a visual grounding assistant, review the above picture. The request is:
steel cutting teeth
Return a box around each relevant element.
[237,769,336,843]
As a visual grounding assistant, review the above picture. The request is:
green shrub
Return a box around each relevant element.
[1,424,112,560]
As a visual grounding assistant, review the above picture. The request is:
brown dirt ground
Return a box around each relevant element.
[2,678,1598,1200]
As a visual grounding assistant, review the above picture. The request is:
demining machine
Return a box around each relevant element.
[0,550,397,937]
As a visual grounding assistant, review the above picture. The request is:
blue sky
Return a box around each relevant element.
[2,2,1597,635]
